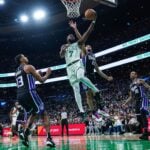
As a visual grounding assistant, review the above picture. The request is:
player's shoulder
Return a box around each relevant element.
[24,64,34,69]
[61,44,69,51]
[11,106,16,111]
[24,64,36,73]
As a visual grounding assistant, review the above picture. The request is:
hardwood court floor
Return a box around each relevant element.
[0,135,150,150]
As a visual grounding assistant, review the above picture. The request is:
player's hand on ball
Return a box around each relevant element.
[69,20,77,29]
[107,76,113,81]
[46,68,52,76]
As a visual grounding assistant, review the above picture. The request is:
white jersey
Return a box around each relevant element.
[61,112,67,120]
[65,42,81,65]
[11,107,19,117]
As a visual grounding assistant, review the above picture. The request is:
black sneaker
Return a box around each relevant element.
[46,138,56,147]
[22,139,29,147]
[12,132,18,137]
[22,133,29,147]
[139,133,149,140]
[19,131,24,140]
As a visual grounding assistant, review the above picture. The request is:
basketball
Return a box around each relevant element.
[85,9,97,20]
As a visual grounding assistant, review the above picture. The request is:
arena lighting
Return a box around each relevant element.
[0,34,149,78]
[0,52,149,88]
[33,9,46,21]
[95,33,150,57]
[0,102,6,106]
[20,15,29,23]
[0,0,5,5]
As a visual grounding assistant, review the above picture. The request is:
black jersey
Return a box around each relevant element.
[130,79,149,110]
[130,79,142,101]
[82,52,96,75]
[15,65,36,95]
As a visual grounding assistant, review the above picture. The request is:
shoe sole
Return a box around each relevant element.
[139,137,148,140]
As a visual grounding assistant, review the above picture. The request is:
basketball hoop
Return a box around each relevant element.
[61,0,82,18]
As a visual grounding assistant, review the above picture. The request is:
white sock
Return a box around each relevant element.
[18,124,21,132]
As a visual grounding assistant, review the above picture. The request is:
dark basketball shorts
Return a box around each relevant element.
[17,110,27,123]
[17,90,45,115]
[135,100,149,115]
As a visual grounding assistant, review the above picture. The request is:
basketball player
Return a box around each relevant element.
[10,101,20,137]
[124,71,150,140]
[15,54,55,147]
[60,17,102,114]
[69,21,113,111]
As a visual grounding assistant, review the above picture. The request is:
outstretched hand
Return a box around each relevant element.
[69,20,77,29]
[107,76,113,81]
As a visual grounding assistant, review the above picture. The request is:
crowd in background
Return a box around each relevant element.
[0,2,150,136]
[0,78,149,136]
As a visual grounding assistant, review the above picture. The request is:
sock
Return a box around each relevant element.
[72,83,84,113]
[25,128,30,136]
[18,124,21,132]
[47,132,51,139]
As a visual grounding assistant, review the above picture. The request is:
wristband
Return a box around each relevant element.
[92,20,96,24]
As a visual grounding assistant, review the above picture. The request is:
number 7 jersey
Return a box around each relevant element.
[15,65,36,94]
[65,42,81,65]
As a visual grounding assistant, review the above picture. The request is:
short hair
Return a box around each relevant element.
[131,71,138,75]
[15,54,22,65]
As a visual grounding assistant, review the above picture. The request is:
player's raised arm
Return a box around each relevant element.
[10,107,18,115]
[69,20,86,55]
[69,20,82,39]
[60,44,67,58]
[123,91,133,106]
[78,18,96,45]
[138,79,150,91]
[24,65,51,83]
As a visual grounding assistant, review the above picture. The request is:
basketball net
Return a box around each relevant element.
[61,0,82,18]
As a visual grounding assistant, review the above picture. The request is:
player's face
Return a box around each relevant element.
[15,102,19,107]
[130,71,137,79]
[67,34,76,43]
[20,54,29,64]
[86,45,92,54]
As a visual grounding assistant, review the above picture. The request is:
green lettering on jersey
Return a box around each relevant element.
[69,51,73,57]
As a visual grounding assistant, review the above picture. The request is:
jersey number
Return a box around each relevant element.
[16,76,24,88]
[69,51,73,57]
